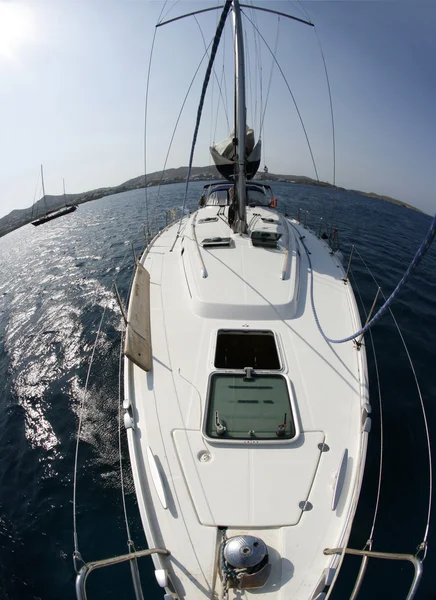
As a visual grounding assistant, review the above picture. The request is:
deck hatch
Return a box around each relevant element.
[215,330,280,369]
[198,217,219,224]
[251,230,282,248]
[205,373,296,440]
[202,237,231,247]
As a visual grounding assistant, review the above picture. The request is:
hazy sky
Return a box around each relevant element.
[0,0,435,218]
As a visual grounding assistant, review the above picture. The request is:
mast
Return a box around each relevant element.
[232,0,247,234]
[41,165,46,199]
[40,164,48,215]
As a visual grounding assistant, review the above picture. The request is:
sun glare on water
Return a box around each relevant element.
[0,1,33,59]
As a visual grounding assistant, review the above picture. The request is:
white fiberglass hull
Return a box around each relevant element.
[124,205,369,600]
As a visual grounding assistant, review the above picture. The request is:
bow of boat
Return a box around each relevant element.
[124,202,369,600]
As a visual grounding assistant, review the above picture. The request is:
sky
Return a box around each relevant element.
[0,0,435,218]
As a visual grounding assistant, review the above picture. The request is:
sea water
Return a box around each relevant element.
[0,182,435,599]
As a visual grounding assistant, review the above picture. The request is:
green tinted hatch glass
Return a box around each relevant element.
[206,373,295,440]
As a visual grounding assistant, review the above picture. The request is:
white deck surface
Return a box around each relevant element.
[125,204,369,600]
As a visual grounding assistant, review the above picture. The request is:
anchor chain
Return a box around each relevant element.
[220,529,238,599]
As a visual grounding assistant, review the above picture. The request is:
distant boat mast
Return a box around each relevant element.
[41,165,46,200]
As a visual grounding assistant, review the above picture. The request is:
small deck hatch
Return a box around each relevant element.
[215,330,280,369]
[202,237,231,247]
[198,217,219,224]
[251,230,282,248]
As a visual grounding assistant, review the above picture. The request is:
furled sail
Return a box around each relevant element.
[210,127,261,180]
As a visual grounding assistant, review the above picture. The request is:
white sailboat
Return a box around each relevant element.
[123,3,368,599]
[73,2,430,598]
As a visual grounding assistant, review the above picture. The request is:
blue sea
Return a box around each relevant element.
[0,182,435,600]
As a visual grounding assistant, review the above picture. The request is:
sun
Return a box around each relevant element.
[0,1,33,59]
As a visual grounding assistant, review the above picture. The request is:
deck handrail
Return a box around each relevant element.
[191,214,208,278]
[279,214,291,280]
[75,547,171,600]
[324,547,423,600]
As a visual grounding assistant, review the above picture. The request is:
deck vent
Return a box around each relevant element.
[261,218,277,224]
[198,217,219,224]
[202,237,231,247]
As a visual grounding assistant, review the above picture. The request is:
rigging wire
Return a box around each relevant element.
[289,211,433,586]
[117,328,133,543]
[116,327,145,599]
[353,247,433,557]
[161,0,181,23]
[314,25,335,186]
[294,1,337,226]
[72,284,115,569]
[259,15,280,169]
[209,1,219,167]
[242,9,320,181]
[209,32,215,152]
[117,326,148,600]
[247,2,259,136]
[291,1,337,234]
[176,0,233,237]
[259,16,280,135]
[350,269,384,546]
[72,225,148,569]
[75,0,221,566]
[244,27,254,128]
[209,3,219,149]
[248,2,264,165]
[194,15,230,131]
[293,0,313,25]
[221,18,230,137]
[143,1,168,239]
[250,4,263,136]
[295,213,436,344]
[213,30,228,142]
[149,38,214,234]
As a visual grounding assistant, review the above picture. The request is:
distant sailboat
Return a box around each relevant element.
[32,165,77,226]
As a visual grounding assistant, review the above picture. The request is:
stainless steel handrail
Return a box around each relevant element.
[75,547,171,600]
[349,553,369,600]
[324,547,423,600]
[191,214,208,278]
[279,214,291,280]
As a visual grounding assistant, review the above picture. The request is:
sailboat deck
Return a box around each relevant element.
[125,205,369,600]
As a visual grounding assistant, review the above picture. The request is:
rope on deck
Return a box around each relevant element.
[354,247,432,560]
[292,213,436,344]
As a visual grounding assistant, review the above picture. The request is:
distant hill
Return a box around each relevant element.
[0,166,423,238]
